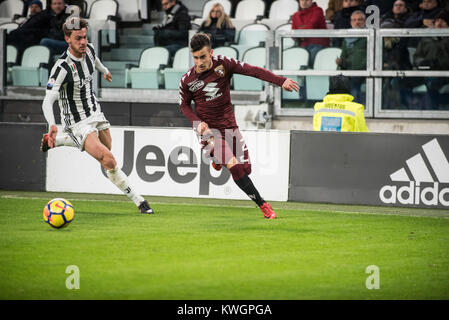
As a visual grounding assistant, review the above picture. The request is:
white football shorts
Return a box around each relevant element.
[64,111,110,151]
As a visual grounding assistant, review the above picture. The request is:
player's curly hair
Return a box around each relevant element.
[63,17,89,38]
[190,33,211,52]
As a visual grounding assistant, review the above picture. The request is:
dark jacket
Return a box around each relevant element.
[339,37,367,70]
[199,19,235,48]
[414,36,449,70]
[380,10,412,28]
[154,1,192,46]
[7,9,52,49]
[383,37,412,70]
[404,5,441,28]
[333,5,365,29]
[364,0,395,16]
[47,8,70,41]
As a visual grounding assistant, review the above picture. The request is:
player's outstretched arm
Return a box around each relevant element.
[229,58,299,91]
[42,90,59,148]
[282,78,300,92]
[95,56,111,82]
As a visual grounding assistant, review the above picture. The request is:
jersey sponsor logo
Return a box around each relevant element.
[47,78,56,90]
[379,138,449,207]
[214,65,226,77]
[79,74,93,89]
[187,79,205,92]
[203,82,222,101]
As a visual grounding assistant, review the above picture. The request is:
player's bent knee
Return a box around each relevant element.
[100,151,116,170]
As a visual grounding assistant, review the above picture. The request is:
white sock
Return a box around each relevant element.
[55,133,77,148]
[106,166,144,206]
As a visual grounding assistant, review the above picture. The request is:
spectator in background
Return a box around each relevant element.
[26,0,43,17]
[381,1,416,109]
[413,10,449,109]
[336,10,367,102]
[364,0,395,16]
[325,0,344,21]
[405,0,421,12]
[198,3,235,48]
[291,0,330,66]
[313,75,369,132]
[39,0,69,58]
[381,0,411,27]
[153,0,191,58]
[405,0,441,27]
[7,0,51,59]
[15,0,43,25]
[333,0,364,29]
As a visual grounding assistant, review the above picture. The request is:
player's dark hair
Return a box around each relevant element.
[63,17,89,37]
[190,33,211,52]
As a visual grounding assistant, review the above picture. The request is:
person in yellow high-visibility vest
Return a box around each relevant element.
[313,75,369,132]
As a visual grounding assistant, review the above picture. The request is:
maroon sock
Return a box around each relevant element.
[230,165,265,207]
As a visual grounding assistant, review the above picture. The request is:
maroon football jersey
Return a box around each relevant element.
[179,54,286,130]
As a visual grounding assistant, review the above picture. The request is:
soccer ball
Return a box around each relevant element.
[43,198,75,229]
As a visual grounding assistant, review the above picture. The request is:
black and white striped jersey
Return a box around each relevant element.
[46,44,108,127]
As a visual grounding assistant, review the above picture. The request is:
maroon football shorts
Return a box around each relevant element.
[200,127,252,175]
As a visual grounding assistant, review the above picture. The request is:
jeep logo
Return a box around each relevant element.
[101,131,231,195]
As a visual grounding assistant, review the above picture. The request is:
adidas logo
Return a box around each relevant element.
[379,138,449,207]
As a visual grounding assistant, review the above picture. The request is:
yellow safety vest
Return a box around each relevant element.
[313,94,369,132]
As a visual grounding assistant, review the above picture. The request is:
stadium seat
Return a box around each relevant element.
[268,0,298,20]
[183,0,209,18]
[231,23,269,59]
[128,47,170,89]
[233,47,265,91]
[116,0,142,22]
[282,47,309,99]
[276,23,295,49]
[201,0,231,20]
[407,47,416,65]
[0,22,18,33]
[164,47,190,89]
[439,84,449,94]
[11,45,50,87]
[306,47,341,100]
[6,44,17,84]
[0,0,24,19]
[235,0,265,19]
[213,46,238,59]
[87,0,119,46]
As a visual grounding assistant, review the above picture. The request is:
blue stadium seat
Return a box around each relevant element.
[11,45,50,87]
[231,23,269,59]
[128,47,170,89]
[213,46,238,59]
[6,44,17,84]
[233,47,265,91]
[282,47,309,100]
[306,47,341,100]
[164,47,190,89]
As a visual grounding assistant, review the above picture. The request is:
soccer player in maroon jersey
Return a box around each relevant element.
[179,33,299,219]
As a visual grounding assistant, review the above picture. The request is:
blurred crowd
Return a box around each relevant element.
[2,0,448,109]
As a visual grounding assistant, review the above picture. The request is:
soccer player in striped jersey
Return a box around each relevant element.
[179,33,299,219]
[40,17,154,214]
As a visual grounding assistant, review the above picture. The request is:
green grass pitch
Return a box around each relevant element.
[0,190,448,300]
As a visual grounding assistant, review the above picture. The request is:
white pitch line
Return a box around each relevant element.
[1,194,447,219]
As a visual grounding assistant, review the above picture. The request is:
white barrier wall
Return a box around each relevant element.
[46,127,291,201]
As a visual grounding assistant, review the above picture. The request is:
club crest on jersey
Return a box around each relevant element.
[214,65,225,77]
[188,79,205,92]
[46,78,55,90]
